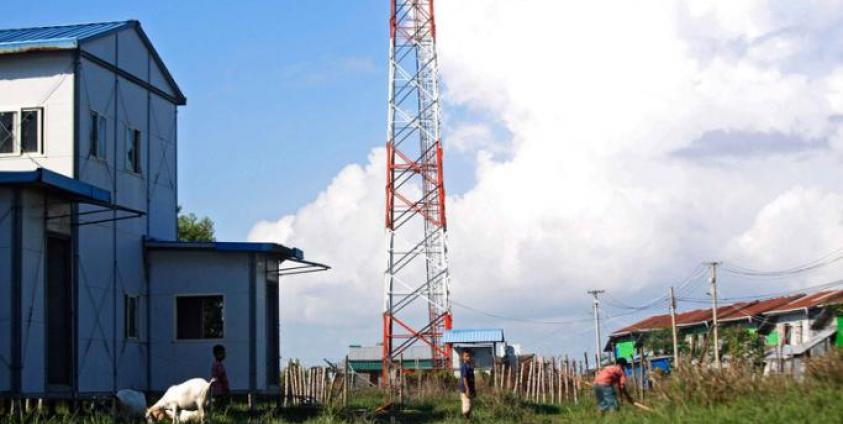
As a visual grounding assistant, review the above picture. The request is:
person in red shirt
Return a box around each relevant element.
[211,344,230,409]
[592,357,634,412]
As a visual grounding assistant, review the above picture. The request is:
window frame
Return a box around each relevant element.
[124,294,140,340]
[0,110,18,156]
[20,107,43,155]
[173,294,225,341]
[0,108,47,157]
[125,127,142,175]
[89,110,107,160]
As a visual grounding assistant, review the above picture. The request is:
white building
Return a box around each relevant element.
[0,21,326,399]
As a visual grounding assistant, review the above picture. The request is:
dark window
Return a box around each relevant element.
[125,295,139,339]
[126,128,142,174]
[90,111,107,158]
[176,295,224,340]
[20,108,41,153]
[0,111,15,154]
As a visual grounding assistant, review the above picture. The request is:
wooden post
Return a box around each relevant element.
[563,356,569,402]
[399,354,404,406]
[343,355,349,407]
[638,346,645,401]
[572,361,578,405]
[548,359,553,404]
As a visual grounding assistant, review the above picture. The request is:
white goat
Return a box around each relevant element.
[115,389,147,418]
[162,409,202,423]
[146,378,215,424]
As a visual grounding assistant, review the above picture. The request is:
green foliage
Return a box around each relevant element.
[643,329,674,356]
[721,326,765,366]
[177,206,216,242]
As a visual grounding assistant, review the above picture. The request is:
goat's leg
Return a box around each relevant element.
[171,405,179,424]
[197,403,206,424]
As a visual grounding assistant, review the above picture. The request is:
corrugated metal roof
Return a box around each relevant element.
[719,294,805,322]
[442,328,505,344]
[144,240,302,259]
[0,20,186,105]
[611,289,843,338]
[765,289,843,315]
[348,345,430,361]
[0,21,131,53]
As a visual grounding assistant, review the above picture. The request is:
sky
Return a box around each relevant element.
[7,1,843,365]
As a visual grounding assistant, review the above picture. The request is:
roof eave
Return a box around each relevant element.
[0,39,77,54]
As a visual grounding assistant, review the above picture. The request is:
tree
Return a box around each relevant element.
[177,206,216,242]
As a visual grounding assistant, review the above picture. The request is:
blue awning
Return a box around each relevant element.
[443,328,505,344]
[144,240,331,275]
[0,168,145,225]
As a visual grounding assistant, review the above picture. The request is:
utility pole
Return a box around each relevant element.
[669,286,679,365]
[588,290,605,368]
[708,262,721,369]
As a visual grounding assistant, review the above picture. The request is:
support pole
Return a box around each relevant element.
[669,286,679,365]
[708,262,721,369]
[587,290,605,366]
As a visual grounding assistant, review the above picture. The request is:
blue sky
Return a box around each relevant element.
[2,0,421,240]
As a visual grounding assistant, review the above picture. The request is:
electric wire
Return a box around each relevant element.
[678,277,843,303]
[722,245,843,277]
[450,298,594,326]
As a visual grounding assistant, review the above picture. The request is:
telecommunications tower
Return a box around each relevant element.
[382,0,452,383]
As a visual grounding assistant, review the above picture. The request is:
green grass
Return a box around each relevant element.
[6,352,843,423]
[3,382,841,424]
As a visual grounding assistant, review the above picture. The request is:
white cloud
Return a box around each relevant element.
[251,1,843,362]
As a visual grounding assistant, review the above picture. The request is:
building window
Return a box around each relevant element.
[90,111,107,158]
[126,128,142,174]
[0,111,16,154]
[125,295,139,339]
[20,108,41,154]
[176,295,224,340]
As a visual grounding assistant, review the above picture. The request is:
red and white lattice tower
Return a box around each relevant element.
[382,0,452,384]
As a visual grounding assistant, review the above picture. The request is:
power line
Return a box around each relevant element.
[679,277,843,303]
[450,298,593,326]
[722,246,843,277]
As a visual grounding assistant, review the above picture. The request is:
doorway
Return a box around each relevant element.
[46,234,72,388]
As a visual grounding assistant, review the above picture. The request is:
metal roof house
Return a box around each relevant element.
[606,289,843,370]
[0,21,327,400]
[444,328,506,371]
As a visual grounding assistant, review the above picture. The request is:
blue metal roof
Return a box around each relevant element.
[0,20,186,105]
[443,328,505,344]
[0,21,132,54]
[144,240,304,259]
[0,168,111,204]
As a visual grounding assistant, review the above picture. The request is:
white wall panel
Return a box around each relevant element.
[19,191,45,394]
[149,251,255,392]
[117,29,149,82]
[0,189,12,392]
[0,53,74,176]
[81,33,116,63]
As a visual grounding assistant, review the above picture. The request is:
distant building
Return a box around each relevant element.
[444,328,507,371]
[347,345,432,386]
[606,289,843,374]
[0,21,326,399]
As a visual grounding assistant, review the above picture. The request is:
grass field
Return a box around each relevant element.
[4,380,841,423]
[5,352,843,423]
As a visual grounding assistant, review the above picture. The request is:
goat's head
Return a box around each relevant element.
[145,407,168,423]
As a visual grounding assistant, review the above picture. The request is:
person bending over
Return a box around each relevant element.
[592,357,634,413]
